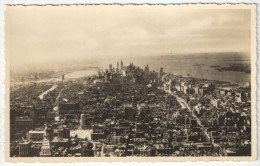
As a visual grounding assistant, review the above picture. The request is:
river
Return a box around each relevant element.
[131,54,251,86]
[39,85,58,99]
[12,53,251,86]
[64,69,98,79]
[90,53,251,86]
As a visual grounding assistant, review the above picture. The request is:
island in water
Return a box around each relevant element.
[210,63,251,73]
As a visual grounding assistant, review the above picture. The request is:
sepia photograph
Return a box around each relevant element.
[3,4,257,162]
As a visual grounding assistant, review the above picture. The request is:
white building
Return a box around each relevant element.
[40,138,51,157]
[80,113,86,129]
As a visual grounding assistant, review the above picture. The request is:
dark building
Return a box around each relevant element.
[15,116,34,132]
[145,65,149,74]
[124,105,136,121]
[82,142,94,157]
[109,64,113,72]
[160,67,164,78]
[104,70,111,83]
[91,124,105,140]
[58,127,70,139]
[19,141,32,157]
[121,60,124,70]
[58,103,79,114]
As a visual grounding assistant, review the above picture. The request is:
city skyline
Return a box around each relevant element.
[4,4,257,161]
[8,59,254,159]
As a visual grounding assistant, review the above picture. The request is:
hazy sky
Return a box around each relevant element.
[5,5,252,69]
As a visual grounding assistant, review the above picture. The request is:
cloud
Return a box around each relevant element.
[5,5,252,70]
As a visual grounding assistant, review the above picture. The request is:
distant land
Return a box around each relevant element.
[210,63,251,73]
[10,52,251,85]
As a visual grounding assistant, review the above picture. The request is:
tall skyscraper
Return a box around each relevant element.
[145,65,149,74]
[116,62,119,72]
[160,67,164,78]
[120,60,123,70]
[109,64,113,72]
[105,69,109,82]
[80,113,86,129]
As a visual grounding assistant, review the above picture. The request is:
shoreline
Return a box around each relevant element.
[10,68,249,90]
[10,68,99,86]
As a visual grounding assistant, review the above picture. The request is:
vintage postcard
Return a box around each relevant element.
[3,4,257,162]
